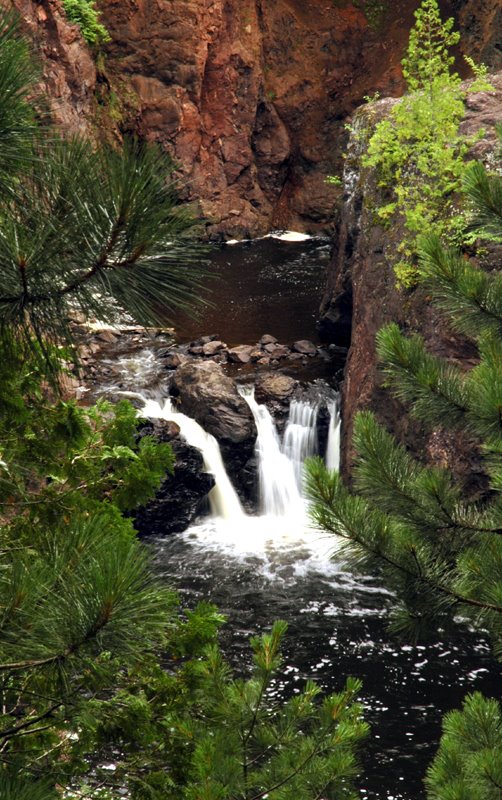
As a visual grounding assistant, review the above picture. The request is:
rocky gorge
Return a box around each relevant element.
[12,0,501,238]
[13,0,502,526]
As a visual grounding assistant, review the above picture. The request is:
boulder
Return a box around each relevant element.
[292,339,317,356]
[163,352,185,369]
[133,419,215,536]
[228,345,254,364]
[268,345,290,359]
[202,340,227,356]
[172,360,254,444]
[260,334,278,345]
[254,372,297,403]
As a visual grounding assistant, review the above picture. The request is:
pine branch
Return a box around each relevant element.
[306,459,502,615]
[419,234,502,339]
[0,703,62,743]
[463,160,502,240]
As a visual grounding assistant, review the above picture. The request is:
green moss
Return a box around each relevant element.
[354,0,388,32]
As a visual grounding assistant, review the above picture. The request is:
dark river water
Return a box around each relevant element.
[170,234,331,345]
[151,520,500,800]
[136,237,501,799]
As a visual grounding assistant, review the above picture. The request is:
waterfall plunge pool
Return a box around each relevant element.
[95,235,501,800]
[151,516,499,800]
[141,392,501,800]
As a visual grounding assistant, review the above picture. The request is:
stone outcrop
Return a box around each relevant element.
[172,359,254,443]
[171,360,256,497]
[96,0,501,238]
[133,419,215,536]
[12,0,96,134]
[319,73,502,486]
[11,0,502,238]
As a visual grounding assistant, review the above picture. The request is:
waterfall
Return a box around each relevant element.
[282,400,319,490]
[239,387,303,518]
[140,397,244,521]
[326,396,341,472]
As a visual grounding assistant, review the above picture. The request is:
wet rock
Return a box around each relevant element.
[163,352,185,369]
[292,339,317,356]
[255,372,297,404]
[189,344,204,356]
[96,329,119,344]
[172,360,254,444]
[133,419,215,536]
[202,340,227,356]
[260,334,278,346]
[268,345,290,360]
[228,345,254,364]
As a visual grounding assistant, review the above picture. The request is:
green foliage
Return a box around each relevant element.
[308,145,502,796]
[68,621,368,800]
[0,136,208,364]
[426,693,502,800]
[401,0,459,92]
[62,0,110,46]
[0,17,367,800]
[0,345,179,794]
[308,146,502,650]
[0,9,40,197]
[326,174,343,186]
[354,0,388,32]
[362,0,490,286]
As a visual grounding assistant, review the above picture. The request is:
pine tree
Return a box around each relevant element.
[0,12,368,798]
[307,140,502,795]
[0,11,207,366]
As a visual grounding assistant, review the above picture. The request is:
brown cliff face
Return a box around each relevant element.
[9,0,501,238]
[10,0,96,132]
[320,73,502,486]
[95,0,445,238]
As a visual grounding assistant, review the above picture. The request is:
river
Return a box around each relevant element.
[111,236,500,799]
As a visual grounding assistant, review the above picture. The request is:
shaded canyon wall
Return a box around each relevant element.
[320,73,502,486]
[9,0,501,238]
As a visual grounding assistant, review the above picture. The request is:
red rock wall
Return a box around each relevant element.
[9,0,96,133]
[6,0,501,237]
[99,0,421,238]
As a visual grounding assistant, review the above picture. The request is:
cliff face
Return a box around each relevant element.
[9,0,502,238]
[11,0,96,133]
[320,73,502,484]
[98,0,410,238]
[96,0,501,238]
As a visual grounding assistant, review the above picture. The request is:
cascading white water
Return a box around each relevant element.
[282,399,319,490]
[326,396,341,472]
[140,397,244,521]
[239,387,303,518]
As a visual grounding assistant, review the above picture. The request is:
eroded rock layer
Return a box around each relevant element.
[9,0,502,237]
[320,73,502,486]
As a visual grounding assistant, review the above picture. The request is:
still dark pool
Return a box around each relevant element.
[169,235,331,346]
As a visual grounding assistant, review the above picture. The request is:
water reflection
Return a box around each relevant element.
[170,236,332,345]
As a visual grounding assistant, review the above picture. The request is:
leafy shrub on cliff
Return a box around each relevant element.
[62,0,110,45]
[362,0,491,287]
